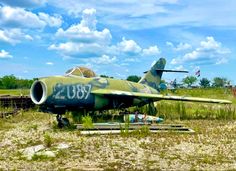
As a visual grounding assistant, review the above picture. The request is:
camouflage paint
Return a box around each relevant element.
[139,58,166,90]
[31,74,159,112]
[30,58,231,114]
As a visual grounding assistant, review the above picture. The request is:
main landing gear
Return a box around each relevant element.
[56,114,70,128]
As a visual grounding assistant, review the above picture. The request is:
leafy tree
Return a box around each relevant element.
[212,77,228,87]
[100,75,109,78]
[1,75,18,89]
[182,76,197,87]
[126,75,141,83]
[17,79,34,89]
[0,78,3,89]
[100,75,113,78]
[0,75,34,89]
[199,78,211,88]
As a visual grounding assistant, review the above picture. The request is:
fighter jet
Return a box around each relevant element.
[30,58,231,126]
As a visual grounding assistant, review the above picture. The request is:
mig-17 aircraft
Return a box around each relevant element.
[30,58,231,127]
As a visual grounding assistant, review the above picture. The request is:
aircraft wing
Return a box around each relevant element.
[91,89,232,104]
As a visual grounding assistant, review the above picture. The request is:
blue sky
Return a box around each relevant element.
[0,0,235,84]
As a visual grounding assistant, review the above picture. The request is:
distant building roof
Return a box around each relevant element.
[65,67,96,78]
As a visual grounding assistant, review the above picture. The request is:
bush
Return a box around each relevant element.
[82,115,94,129]
[43,132,53,147]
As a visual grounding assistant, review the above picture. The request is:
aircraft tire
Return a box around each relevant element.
[58,118,70,128]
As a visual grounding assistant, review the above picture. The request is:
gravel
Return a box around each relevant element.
[0,112,235,170]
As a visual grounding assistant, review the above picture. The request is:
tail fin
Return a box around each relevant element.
[138,58,166,90]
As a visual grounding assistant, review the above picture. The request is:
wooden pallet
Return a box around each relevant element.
[0,95,34,109]
[77,122,195,134]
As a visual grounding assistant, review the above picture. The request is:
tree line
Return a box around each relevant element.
[182,76,231,88]
[125,75,232,88]
[0,74,231,89]
[0,75,35,89]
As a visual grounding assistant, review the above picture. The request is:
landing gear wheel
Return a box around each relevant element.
[57,114,70,128]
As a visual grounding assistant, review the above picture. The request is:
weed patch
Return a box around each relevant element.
[82,115,94,130]
[43,132,54,148]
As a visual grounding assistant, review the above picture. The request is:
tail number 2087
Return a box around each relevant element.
[53,83,92,100]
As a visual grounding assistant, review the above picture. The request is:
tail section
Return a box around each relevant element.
[139,58,166,90]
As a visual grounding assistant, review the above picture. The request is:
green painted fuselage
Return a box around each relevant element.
[31,76,158,113]
[30,57,232,114]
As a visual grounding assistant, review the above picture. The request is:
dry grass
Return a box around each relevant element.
[0,111,236,170]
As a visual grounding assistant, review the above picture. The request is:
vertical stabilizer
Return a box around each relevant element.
[138,58,166,90]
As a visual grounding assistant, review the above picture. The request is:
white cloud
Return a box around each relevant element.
[0,49,12,59]
[49,42,105,57]
[0,6,45,28]
[117,37,141,54]
[46,62,54,65]
[200,37,220,49]
[0,0,47,8]
[38,13,62,27]
[0,6,62,29]
[90,55,116,65]
[171,36,231,65]
[0,29,33,45]
[55,8,111,44]
[49,8,161,64]
[49,0,236,30]
[166,41,174,47]
[56,27,111,44]
[124,58,138,62]
[50,0,178,21]
[215,58,228,65]
[175,65,185,71]
[142,45,161,56]
[166,41,191,51]
[80,8,97,30]
[175,43,191,51]
[49,8,112,58]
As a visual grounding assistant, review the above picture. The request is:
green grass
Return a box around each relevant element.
[1,87,235,121]
[155,101,236,120]
[82,115,94,129]
[44,132,54,147]
[158,88,236,120]
[172,87,235,104]
[139,87,236,120]
[0,89,30,96]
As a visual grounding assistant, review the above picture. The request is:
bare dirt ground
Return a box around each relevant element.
[0,111,236,170]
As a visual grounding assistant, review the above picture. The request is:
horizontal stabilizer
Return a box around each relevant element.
[144,69,188,74]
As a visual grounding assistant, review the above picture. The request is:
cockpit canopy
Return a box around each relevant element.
[65,67,96,78]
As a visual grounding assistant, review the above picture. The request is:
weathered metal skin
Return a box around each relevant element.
[30,75,158,112]
[30,58,232,114]
[139,58,166,90]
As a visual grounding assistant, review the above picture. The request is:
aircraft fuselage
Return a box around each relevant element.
[30,76,158,113]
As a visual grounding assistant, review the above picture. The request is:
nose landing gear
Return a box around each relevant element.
[56,114,70,128]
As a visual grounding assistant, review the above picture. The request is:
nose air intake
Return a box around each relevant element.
[30,81,47,104]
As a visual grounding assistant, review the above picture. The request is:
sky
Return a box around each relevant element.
[0,0,235,85]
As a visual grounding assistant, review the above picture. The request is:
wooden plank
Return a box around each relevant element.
[76,123,194,133]
[80,129,195,135]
